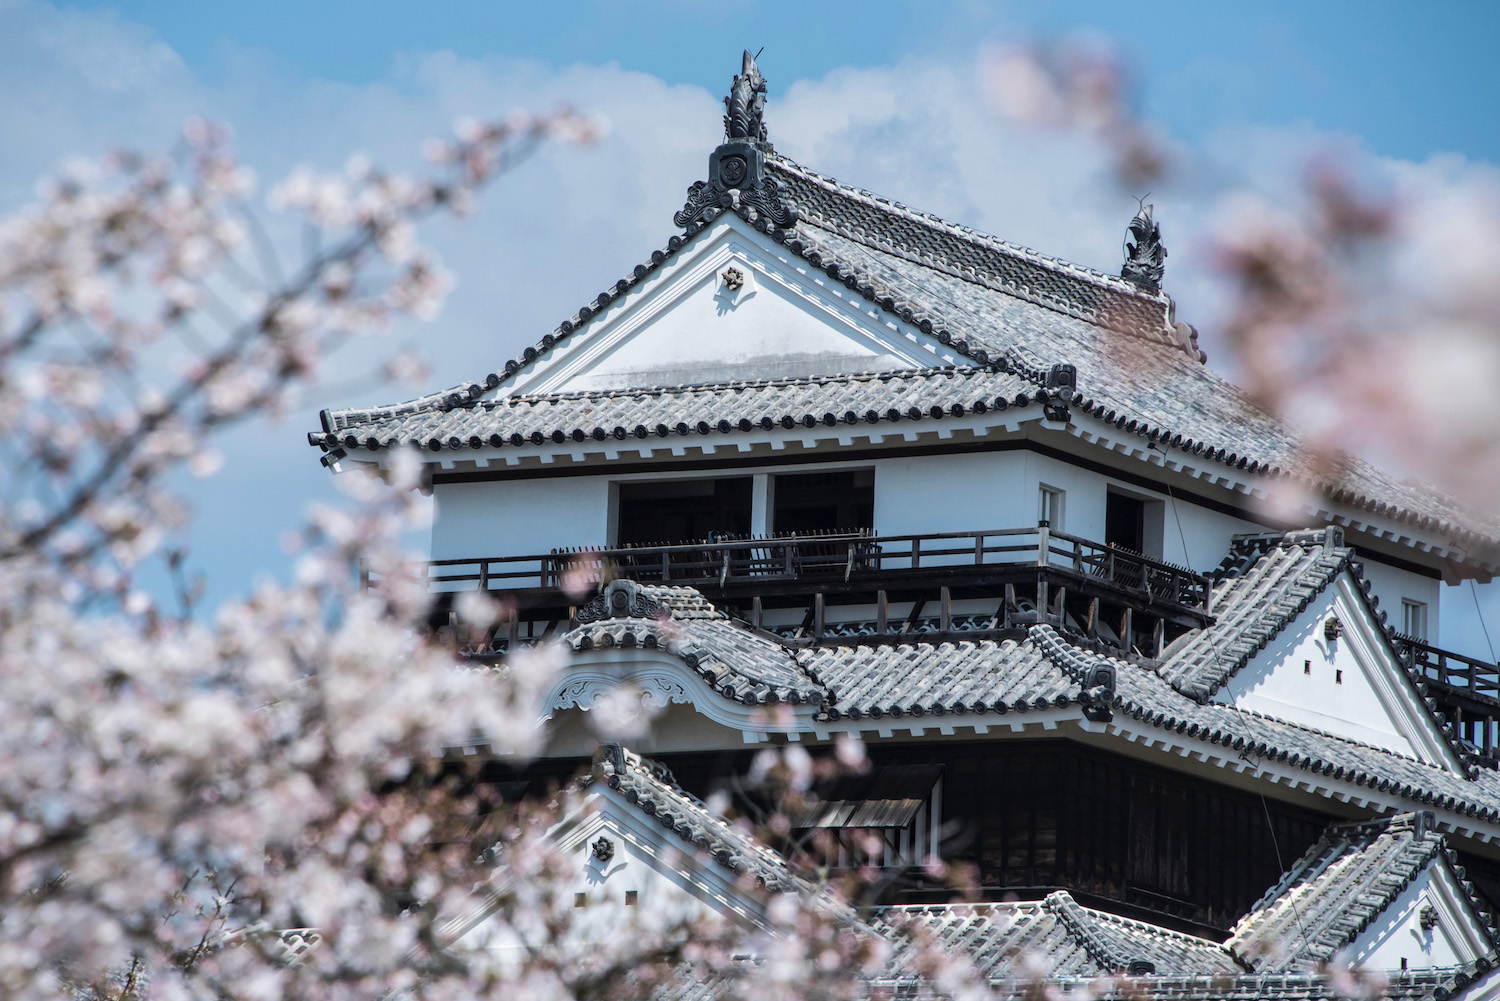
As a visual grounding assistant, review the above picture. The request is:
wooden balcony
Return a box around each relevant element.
[1393,634,1500,764]
[377,527,1215,657]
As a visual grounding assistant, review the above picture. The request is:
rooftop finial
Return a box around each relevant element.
[724,49,768,143]
[673,50,797,231]
[1121,200,1167,292]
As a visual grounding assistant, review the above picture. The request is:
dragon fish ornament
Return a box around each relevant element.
[1121,202,1167,292]
[724,49,769,143]
[675,50,797,229]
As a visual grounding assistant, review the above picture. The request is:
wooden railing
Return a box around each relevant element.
[373,526,1212,611]
[1394,634,1500,704]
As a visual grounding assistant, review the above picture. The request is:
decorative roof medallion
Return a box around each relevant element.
[675,50,798,230]
[574,579,668,624]
[1120,202,1167,292]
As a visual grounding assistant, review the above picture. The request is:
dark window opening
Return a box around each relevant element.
[616,477,752,546]
[772,470,874,535]
[1105,490,1145,553]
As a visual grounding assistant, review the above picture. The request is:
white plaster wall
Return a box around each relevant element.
[872,452,1032,538]
[1355,865,1482,971]
[1222,586,1422,757]
[1358,557,1443,640]
[432,452,1267,573]
[431,478,609,562]
[993,450,1260,569]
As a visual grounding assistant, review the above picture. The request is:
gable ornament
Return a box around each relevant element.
[575,579,669,624]
[675,50,798,230]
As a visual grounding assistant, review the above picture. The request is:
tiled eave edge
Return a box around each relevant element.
[1028,623,1500,840]
[549,622,1500,842]
[313,351,1500,569]
[869,959,1500,1001]
[1064,411,1500,575]
[559,622,824,711]
[309,377,1060,471]
[1102,698,1500,845]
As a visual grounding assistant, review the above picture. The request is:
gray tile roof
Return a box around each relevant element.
[309,150,1500,553]
[1158,529,1356,703]
[510,562,1500,828]
[316,365,1041,450]
[878,893,1238,979]
[1149,528,1481,771]
[787,215,1500,551]
[563,583,824,707]
[536,573,1500,830]
[1030,623,1500,825]
[799,638,1079,722]
[1226,812,1489,973]
[769,157,1181,350]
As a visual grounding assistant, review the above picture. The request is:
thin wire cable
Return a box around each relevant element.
[1470,579,1497,662]
[1159,445,1313,959]
[1255,767,1315,956]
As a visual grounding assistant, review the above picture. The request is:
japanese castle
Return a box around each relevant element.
[312,53,1500,998]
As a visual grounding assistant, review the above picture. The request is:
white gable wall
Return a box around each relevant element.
[513,215,970,395]
[455,786,765,962]
[1352,861,1491,971]
[1220,576,1457,768]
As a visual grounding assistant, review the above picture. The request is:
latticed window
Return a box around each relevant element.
[1402,599,1429,640]
[1038,485,1065,530]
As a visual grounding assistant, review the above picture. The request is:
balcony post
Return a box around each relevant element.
[940,587,951,632]
[1037,525,1050,567]
[877,590,889,634]
[814,592,825,640]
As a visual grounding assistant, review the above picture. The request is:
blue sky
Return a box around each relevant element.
[66,0,1500,165]
[6,0,1500,652]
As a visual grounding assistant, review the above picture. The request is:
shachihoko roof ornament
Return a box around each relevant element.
[1121,201,1167,291]
[674,50,798,230]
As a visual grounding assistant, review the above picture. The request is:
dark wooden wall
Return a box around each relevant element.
[484,739,1334,934]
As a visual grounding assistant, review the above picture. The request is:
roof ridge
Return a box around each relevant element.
[769,155,1158,300]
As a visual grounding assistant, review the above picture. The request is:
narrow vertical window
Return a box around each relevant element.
[1038,485,1065,530]
[1402,599,1428,641]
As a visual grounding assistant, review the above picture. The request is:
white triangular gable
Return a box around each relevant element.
[1219,573,1461,770]
[1350,858,1492,971]
[507,214,974,396]
[449,780,767,961]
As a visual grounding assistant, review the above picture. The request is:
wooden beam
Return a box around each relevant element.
[877,590,889,634]
[940,586,952,632]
